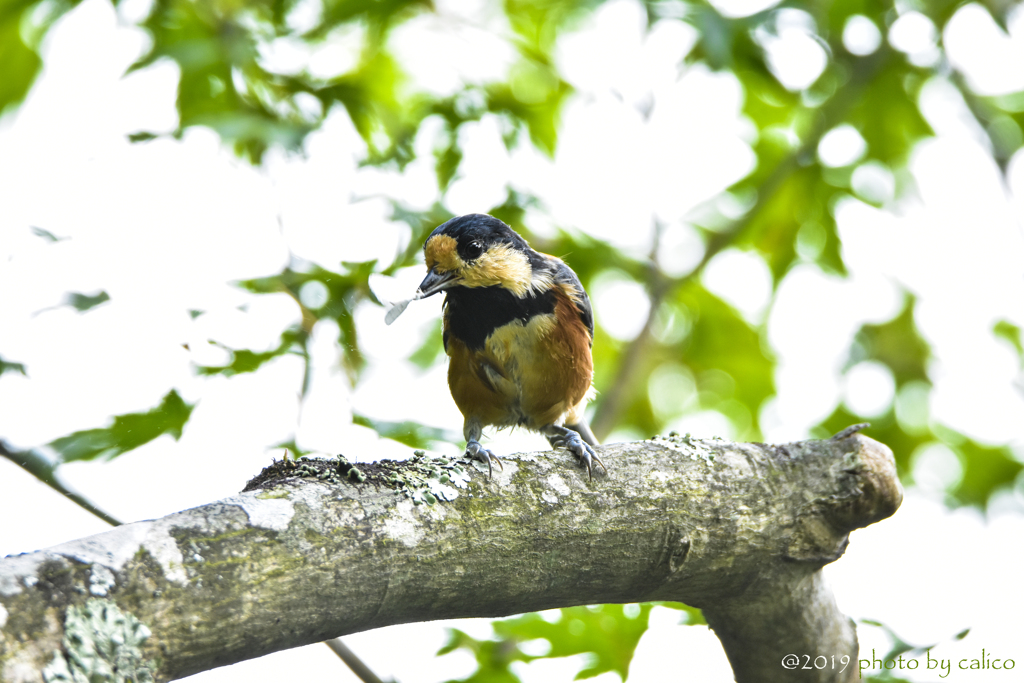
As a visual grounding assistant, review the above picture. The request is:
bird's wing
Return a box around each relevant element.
[549,259,594,344]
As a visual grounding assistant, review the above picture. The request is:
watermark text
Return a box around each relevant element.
[857,649,1015,679]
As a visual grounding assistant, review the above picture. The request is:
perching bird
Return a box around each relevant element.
[404,213,604,479]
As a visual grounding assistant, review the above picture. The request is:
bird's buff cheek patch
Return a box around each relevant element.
[460,244,533,296]
[424,234,462,272]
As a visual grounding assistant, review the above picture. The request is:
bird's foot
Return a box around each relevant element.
[465,439,503,478]
[545,427,606,480]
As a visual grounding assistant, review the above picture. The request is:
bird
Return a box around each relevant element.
[412,213,605,479]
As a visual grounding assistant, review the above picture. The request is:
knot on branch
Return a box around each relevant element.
[785,434,903,563]
[825,434,903,533]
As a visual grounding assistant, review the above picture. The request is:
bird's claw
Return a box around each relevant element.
[465,439,503,478]
[546,428,606,480]
[574,439,606,481]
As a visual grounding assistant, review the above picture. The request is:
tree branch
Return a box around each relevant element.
[0,431,901,683]
[0,440,385,683]
[0,440,123,527]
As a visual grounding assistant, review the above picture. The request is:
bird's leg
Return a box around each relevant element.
[565,420,599,448]
[543,424,606,480]
[464,420,503,478]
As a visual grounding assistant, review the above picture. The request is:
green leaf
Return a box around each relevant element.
[0,6,43,115]
[487,188,541,235]
[985,90,1024,115]
[318,49,418,166]
[127,131,159,143]
[407,327,445,369]
[382,201,455,275]
[196,345,289,376]
[435,136,463,190]
[951,440,1024,509]
[48,390,195,463]
[237,260,378,381]
[437,628,525,683]
[486,59,572,156]
[131,0,317,163]
[652,601,706,625]
[196,326,310,399]
[352,413,459,448]
[734,165,846,283]
[493,604,653,680]
[0,355,28,377]
[31,225,68,242]
[685,4,734,70]
[685,4,773,73]
[920,0,974,29]
[439,605,655,682]
[846,57,932,166]
[503,0,594,55]
[271,438,313,459]
[734,56,803,130]
[675,283,775,437]
[993,319,1023,363]
[823,0,890,39]
[426,94,485,190]
[64,290,111,312]
[315,0,432,41]
[850,294,930,386]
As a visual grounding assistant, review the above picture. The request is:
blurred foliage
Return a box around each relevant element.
[30,225,69,242]
[5,0,1024,679]
[822,295,1023,508]
[63,290,111,312]
[48,390,194,462]
[196,325,310,397]
[436,602,704,682]
[438,604,655,682]
[236,259,379,383]
[32,290,111,316]
[851,295,930,385]
[994,319,1023,363]
[0,0,49,116]
[0,355,27,378]
[351,413,459,447]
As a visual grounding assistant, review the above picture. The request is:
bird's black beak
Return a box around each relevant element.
[417,267,460,298]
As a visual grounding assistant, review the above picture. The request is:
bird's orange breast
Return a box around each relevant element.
[445,288,593,431]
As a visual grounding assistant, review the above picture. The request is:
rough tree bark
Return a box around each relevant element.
[0,429,901,683]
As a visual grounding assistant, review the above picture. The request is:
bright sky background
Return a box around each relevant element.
[2,0,1024,680]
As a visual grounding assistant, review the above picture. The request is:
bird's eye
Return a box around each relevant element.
[465,240,484,260]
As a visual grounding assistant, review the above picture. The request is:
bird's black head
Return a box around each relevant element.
[427,214,530,262]
[418,214,549,298]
